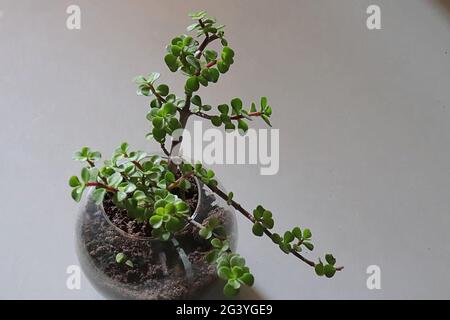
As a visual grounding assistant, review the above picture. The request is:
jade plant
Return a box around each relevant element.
[69,11,343,297]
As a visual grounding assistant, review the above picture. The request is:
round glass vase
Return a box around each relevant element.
[75,176,237,300]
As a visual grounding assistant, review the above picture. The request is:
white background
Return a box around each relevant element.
[0,0,449,299]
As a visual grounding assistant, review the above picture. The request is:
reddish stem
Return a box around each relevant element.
[230,111,262,120]
[86,182,118,193]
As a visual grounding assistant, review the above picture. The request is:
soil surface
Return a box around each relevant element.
[102,176,199,238]
[79,180,232,299]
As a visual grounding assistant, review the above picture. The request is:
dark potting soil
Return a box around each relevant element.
[102,176,199,238]
[80,179,232,299]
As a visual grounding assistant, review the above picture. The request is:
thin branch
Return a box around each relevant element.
[206,60,217,68]
[86,182,118,193]
[230,111,263,120]
[160,143,170,157]
[168,93,192,173]
[167,171,194,191]
[204,182,343,271]
[149,84,167,104]
[195,34,219,59]
[192,111,213,120]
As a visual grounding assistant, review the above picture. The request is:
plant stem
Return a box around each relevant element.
[195,34,219,59]
[167,93,192,173]
[230,111,262,120]
[160,143,170,157]
[167,171,194,191]
[193,111,263,121]
[206,60,217,68]
[204,182,343,271]
[149,84,167,104]
[86,182,118,193]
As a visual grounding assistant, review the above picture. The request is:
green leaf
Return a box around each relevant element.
[217,61,229,73]
[202,104,212,111]
[187,22,199,32]
[303,241,314,251]
[292,227,302,239]
[152,117,164,129]
[156,84,169,96]
[170,45,182,56]
[218,104,229,115]
[116,252,126,264]
[117,191,127,202]
[211,238,222,248]
[69,176,81,187]
[206,169,215,178]
[186,55,200,71]
[253,205,264,220]
[325,254,336,266]
[230,255,245,267]
[206,250,218,263]
[315,263,324,276]
[279,242,291,254]
[149,215,163,229]
[223,283,239,297]
[209,68,220,83]
[165,171,176,184]
[198,76,209,87]
[175,201,190,215]
[125,260,134,268]
[199,227,212,239]
[324,264,336,278]
[250,102,257,112]
[303,228,312,239]
[189,11,207,20]
[223,46,235,58]
[204,49,218,62]
[239,273,254,286]
[107,172,122,187]
[237,119,248,133]
[261,97,268,109]
[284,231,294,243]
[162,102,177,115]
[218,266,232,280]
[121,183,136,194]
[152,127,166,142]
[271,233,282,245]
[185,76,200,93]
[164,54,178,72]
[81,167,90,183]
[191,95,202,106]
[261,114,272,127]
[92,188,106,205]
[182,36,193,46]
[228,279,241,289]
[133,190,147,202]
[230,98,242,112]
[211,116,222,127]
[252,222,264,237]
[147,72,160,84]
[164,202,176,215]
[71,186,84,202]
[89,151,102,161]
[166,216,183,232]
[221,47,234,65]
[227,192,233,205]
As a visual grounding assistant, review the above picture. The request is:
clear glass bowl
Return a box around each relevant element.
[75,176,237,299]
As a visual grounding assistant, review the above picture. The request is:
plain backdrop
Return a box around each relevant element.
[0,0,449,299]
